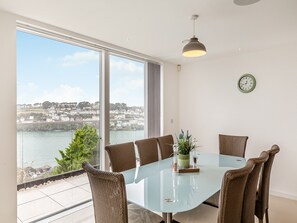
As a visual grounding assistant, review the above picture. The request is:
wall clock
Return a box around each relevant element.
[238,73,256,93]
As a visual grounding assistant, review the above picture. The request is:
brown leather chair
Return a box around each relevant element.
[135,138,159,166]
[205,134,249,207]
[174,160,254,223]
[82,162,163,223]
[157,135,174,160]
[242,151,269,223]
[219,134,249,158]
[105,142,136,172]
[217,160,254,223]
[255,145,280,223]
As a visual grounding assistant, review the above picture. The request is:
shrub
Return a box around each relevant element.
[53,125,99,174]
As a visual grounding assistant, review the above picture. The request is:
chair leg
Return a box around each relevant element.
[265,209,269,223]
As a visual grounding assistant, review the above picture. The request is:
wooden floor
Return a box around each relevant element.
[45,195,297,223]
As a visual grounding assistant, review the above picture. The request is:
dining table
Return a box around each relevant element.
[121,151,246,223]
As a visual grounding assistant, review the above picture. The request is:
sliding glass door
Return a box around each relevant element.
[109,54,145,144]
[16,28,157,222]
[17,30,101,184]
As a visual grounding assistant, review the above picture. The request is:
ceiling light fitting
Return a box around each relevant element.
[234,0,261,6]
[182,15,206,58]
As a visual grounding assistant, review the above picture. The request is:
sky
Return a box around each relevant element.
[17,31,145,106]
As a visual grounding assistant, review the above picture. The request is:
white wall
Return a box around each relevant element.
[162,63,179,135]
[179,44,297,200]
[0,11,17,223]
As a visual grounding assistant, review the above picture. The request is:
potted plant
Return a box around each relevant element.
[176,129,197,168]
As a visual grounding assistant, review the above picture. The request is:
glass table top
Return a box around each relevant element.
[122,152,246,214]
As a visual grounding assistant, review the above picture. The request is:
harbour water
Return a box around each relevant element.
[17,130,144,168]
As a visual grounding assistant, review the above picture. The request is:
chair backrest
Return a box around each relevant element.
[157,135,174,160]
[105,142,136,172]
[219,134,248,158]
[82,162,128,223]
[241,151,269,223]
[255,145,280,219]
[218,160,254,223]
[135,138,159,166]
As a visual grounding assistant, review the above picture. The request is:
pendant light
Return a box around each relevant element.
[182,15,206,57]
[234,0,260,6]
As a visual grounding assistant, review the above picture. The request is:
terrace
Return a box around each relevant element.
[17,174,94,223]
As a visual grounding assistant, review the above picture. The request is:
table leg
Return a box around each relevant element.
[161,213,179,223]
[166,213,172,223]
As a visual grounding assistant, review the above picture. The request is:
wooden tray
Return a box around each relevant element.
[172,164,200,173]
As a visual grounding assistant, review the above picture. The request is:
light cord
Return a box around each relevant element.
[193,18,196,37]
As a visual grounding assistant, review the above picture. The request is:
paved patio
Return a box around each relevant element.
[17,174,93,223]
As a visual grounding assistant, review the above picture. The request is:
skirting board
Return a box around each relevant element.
[270,190,297,201]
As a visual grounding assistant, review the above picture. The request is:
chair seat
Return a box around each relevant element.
[128,203,163,223]
[173,204,218,223]
[204,191,220,207]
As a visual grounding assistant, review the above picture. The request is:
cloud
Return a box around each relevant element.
[61,51,99,67]
[35,84,93,103]
[26,82,39,90]
[17,82,39,91]
[17,82,39,104]
[110,60,144,73]
[110,79,144,106]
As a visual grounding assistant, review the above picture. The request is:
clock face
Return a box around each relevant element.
[238,74,256,93]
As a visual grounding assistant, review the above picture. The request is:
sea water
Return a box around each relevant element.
[17,130,144,168]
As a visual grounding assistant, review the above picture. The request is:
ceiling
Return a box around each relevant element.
[0,0,296,64]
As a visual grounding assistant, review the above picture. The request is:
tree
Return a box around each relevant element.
[42,101,52,109]
[53,125,99,174]
[113,102,127,111]
[77,101,91,109]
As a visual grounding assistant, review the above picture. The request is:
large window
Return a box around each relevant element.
[109,55,145,144]
[16,28,159,222]
[17,30,101,183]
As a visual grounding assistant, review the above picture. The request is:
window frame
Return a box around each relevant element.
[16,21,162,222]
[16,23,159,173]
